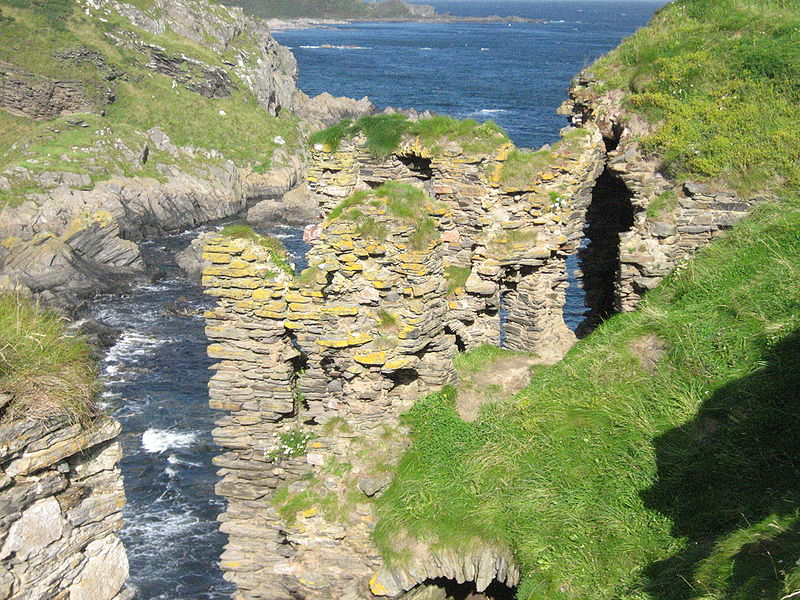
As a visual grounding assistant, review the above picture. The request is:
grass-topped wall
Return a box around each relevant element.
[309,114,511,157]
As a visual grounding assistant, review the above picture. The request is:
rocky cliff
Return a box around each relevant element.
[0,0,306,304]
[0,407,129,600]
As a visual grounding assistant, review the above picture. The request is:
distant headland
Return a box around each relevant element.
[220,0,543,28]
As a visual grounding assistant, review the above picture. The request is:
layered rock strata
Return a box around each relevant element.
[0,410,129,600]
[306,129,606,357]
[0,130,247,304]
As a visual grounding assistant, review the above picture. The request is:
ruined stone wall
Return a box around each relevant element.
[563,76,757,313]
[0,409,130,600]
[307,129,606,358]
[202,192,470,599]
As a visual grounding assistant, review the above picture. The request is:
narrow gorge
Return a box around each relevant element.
[1,0,792,599]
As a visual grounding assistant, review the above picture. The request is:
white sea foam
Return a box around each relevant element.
[167,454,201,467]
[142,429,198,453]
[299,44,371,50]
[477,109,508,114]
[420,47,433,50]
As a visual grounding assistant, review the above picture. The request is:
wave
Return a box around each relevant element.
[142,429,198,453]
[420,47,433,50]
[476,109,508,114]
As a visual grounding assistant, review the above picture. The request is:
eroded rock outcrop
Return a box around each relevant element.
[0,411,129,600]
[0,128,247,304]
[0,62,112,120]
[82,0,297,115]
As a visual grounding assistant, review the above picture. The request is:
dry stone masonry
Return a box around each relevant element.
[0,408,130,600]
[202,123,611,599]
[306,127,606,358]
[562,75,757,312]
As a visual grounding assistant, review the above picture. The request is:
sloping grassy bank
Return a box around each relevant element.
[375,0,800,598]
[0,0,299,205]
[0,294,96,423]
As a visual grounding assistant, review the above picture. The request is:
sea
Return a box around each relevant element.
[95,2,667,597]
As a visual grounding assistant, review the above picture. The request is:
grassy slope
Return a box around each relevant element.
[220,0,415,20]
[375,1,800,599]
[0,294,97,422]
[0,0,299,206]
[592,0,800,195]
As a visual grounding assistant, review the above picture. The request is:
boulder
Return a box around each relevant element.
[247,183,320,226]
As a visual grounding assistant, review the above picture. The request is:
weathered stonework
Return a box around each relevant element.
[307,128,606,359]
[203,189,468,599]
[203,122,612,599]
[562,75,757,312]
[0,411,130,600]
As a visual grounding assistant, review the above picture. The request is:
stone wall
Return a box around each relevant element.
[306,128,606,359]
[562,75,757,313]
[202,189,468,599]
[0,408,130,600]
[202,121,611,599]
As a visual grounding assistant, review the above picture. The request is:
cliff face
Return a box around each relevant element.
[0,0,302,304]
[0,411,129,600]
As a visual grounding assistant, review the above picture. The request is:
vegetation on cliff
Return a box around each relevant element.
[592,0,799,194]
[376,0,800,598]
[325,181,440,249]
[0,0,299,205]
[0,294,96,422]
[310,114,510,156]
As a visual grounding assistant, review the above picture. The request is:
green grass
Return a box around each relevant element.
[0,0,74,29]
[0,294,97,423]
[0,0,300,193]
[327,182,440,250]
[498,129,592,189]
[647,190,679,220]
[444,265,471,294]
[310,114,510,157]
[220,224,294,275]
[376,198,800,599]
[591,0,800,195]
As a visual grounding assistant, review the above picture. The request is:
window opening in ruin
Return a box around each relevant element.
[572,167,635,338]
[397,154,434,179]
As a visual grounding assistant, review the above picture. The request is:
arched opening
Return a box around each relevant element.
[574,167,635,337]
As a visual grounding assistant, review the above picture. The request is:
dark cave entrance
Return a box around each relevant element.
[574,167,635,338]
[412,577,517,600]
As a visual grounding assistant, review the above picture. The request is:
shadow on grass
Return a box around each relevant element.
[641,330,800,600]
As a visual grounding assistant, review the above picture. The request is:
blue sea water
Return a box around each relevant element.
[95,3,666,598]
[275,0,666,149]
